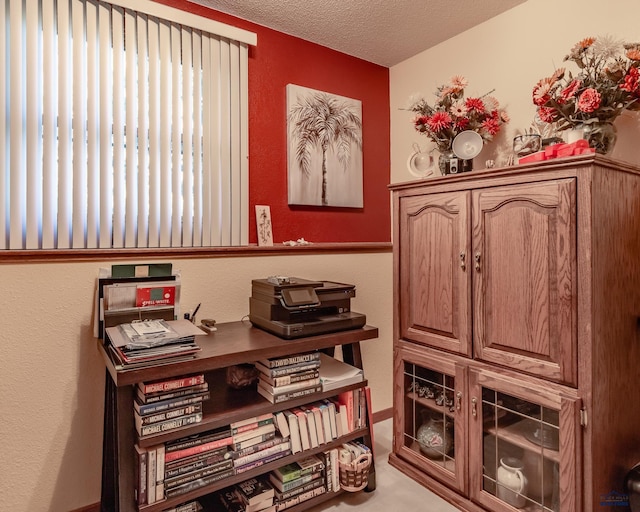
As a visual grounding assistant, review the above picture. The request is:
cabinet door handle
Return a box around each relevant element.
[459,252,466,271]
[471,397,478,417]
[456,391,463,411]
[474,252,481,271]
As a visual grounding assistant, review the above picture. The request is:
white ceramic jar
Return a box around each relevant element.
[496,456,527,508]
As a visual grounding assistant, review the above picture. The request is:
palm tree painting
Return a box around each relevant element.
[287,84,363,207]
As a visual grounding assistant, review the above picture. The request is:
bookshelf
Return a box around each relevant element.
[98,320,378,512]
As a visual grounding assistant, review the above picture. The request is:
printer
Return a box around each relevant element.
[249,276,366,339]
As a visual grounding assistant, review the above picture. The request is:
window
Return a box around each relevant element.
[0,0,255,250]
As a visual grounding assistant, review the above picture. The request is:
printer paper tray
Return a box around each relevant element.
[249,311,366,339]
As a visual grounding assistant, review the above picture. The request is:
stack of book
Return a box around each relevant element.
[229,414,291,474]
[106,318,204,369]
[162,425,235,499]
[255,352,322,404]
[270,454,327,510]
[215,475,276,512]
[134,374,208,437]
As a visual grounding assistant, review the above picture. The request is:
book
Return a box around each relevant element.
[317,352,363,391]
[147,446,157,504]
[165,436,233,463]
[292,408,311,451]
[321,399,338,440]
[167,425,232,452]
[165,468,234,498]
[137,412,202,437]
[271,454,324,483]
[135,382,209,404]
[232,439,291,468]
[336,390,355,432]
[256,383,322,404]
[230,413,274,432]
[305,404,325,445]
[164,459,234,490]
[275,483,326,510]
[257,352,320,369]
[268,470,322,493]
[217,489,246,512]
[303,408,319,448]
[235,476,275,506]
[258,369,320,388]
[273,411,290,439]
[165,448,231,478]
[283,411,302,455]
[232,423,276,444]
[162,500,203,512]
[134,444,148,505]
[135,403,202,429]
[231,431,276,451]
[227,435,284,460]
[138,373,205,395]
[316,401,334,442]
[231,416,274,436]
[254,359,321,379]
[273,477,325,502]
[134,391,209,416]
[155,444,165,502]
[257,376,321,396]
[233,449,292,474]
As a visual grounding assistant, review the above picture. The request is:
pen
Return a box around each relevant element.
[191,303,201,323]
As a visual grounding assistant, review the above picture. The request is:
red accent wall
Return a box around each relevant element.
[158,1,390,243]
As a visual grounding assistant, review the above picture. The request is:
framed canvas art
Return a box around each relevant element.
[286,84,363,207]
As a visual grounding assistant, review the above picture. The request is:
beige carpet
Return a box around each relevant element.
[308,418,460,512]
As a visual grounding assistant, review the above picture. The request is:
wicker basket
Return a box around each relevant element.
[339,452,372,492]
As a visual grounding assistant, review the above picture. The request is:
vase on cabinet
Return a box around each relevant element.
[496,457,527,508]
[565,121,617,154]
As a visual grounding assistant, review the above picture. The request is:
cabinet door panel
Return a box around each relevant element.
[468,368,581,512]
[393,343,467,493]
[397,191,471,356]
[472,180,576,385]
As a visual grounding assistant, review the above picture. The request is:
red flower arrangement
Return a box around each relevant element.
[532,36,640,131]
[407,76,509,153]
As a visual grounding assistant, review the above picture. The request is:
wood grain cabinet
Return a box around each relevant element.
[389,155,640,512]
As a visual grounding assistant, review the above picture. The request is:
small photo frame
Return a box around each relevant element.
[255,205,273,246]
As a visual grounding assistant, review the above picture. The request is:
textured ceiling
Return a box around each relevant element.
[189,0,527,67]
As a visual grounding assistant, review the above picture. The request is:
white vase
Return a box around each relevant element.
[496,457,527,508]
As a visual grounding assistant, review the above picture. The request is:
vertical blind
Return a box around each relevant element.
[0,0,255,250]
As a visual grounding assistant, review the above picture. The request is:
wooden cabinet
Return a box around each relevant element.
[390,155,640,512]
[98,321,378,512]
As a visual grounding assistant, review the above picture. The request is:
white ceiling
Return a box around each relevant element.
[189,0,527,67]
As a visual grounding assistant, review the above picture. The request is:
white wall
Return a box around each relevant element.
[391,0,640,184]
[0,252,392,511]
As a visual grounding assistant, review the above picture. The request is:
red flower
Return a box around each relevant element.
[560,79,582,103]
[532,78,553,106]
[577,88,602,113]
[427,111,452,132]
[620,67,640,93]
[455,117,470,130]
[481,117,500,136]
[537,106,558,123]
[465,97,485,113]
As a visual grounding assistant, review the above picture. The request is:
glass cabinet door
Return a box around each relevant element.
[394,345,467,492]
[469,369,580,512]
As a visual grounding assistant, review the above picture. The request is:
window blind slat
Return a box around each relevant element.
[25,0,42,249]
[56,0,72,249]
[219,39,232,247]
[239,43,250,245]
[159,19,172,248]
[72,0,88,249]
[170,23,181,247]
[200,35,212,247]
[124,8,138,248]
[192,29,203,248]
[137,13,150,248]
[98,2,113,249]
[0,1,7,248]
[147,17,161,248]
[86,1,100,249]
[229,40,241,246]
[182,26,194,247]
[111,6,125,248]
